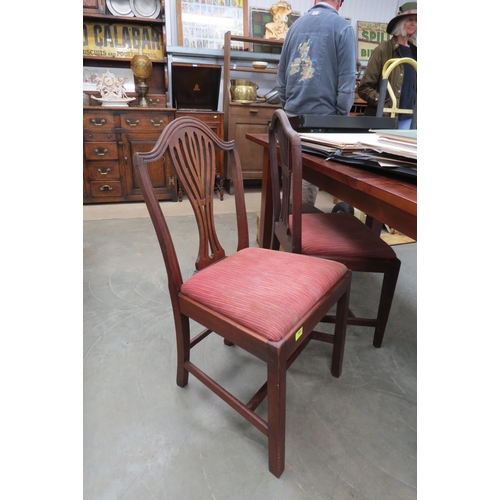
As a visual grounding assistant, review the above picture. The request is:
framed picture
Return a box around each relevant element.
[177,0,248,50]
[249,6,300,54]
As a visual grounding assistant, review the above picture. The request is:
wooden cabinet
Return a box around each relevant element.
[83,1,169,103]
[226,104,276,181]
[83,1,177,203]
[83,108,176,203]
[222,32,283,187]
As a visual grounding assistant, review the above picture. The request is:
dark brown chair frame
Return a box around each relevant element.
[269,109,401,348]
[133,116,352,477]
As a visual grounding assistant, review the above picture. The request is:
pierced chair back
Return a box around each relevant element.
[134,116,249,285]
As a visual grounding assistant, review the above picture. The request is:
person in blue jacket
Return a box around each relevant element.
[277,0,356,206]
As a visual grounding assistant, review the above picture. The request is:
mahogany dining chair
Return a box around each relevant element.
[133,116,352,477]
[268,109,401,348]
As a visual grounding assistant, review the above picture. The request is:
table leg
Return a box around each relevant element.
[365,215,384,235]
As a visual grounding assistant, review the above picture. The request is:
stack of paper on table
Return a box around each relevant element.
[299,133,374,153]
[299,130,417,168]
[365,129,417,160]
[370,129,417,145]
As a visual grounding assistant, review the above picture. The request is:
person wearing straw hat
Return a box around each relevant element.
[358,2,417,129]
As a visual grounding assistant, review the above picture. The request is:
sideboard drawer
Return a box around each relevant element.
[146,95,167,108]
[86,162,120,180]
[84,142,118,160]
[83,112,115,131]
[84,132,117,142]
[119,113,169,132]
[89,180,122,198]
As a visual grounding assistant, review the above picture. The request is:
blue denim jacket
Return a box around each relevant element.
[277,3,356,116]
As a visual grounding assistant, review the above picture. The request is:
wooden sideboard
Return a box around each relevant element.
[83,107,225,203]
[83,107,177,203]
[83,1,181,204]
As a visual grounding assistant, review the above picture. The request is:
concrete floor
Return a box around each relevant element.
[83,190,417,499]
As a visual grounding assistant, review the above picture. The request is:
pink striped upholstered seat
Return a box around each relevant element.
[300,213,397,260]
[181,247,348,342]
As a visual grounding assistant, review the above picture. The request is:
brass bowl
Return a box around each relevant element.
[252,61,268,70]
[230,79,259,102]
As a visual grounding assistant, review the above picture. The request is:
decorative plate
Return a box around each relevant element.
[106,0,133,17]
[130,0,161,19]
[91,96,136,107]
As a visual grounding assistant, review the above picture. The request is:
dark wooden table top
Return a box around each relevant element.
[246,133,417,246]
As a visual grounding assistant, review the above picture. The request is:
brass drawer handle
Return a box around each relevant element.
[149,99,160,104]
[91,118,106,126]
[97,168,111,175]
[94,148,108,156]
[150,119,163,127]
[126,119,140,127]
[100,184,113,191]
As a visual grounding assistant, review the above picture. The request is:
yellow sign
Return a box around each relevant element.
[357,21,389,62]
[83,22,163,60]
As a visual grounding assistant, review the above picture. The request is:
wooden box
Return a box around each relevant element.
[171,63,221,111]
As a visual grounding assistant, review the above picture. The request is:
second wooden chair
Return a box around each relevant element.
[268,109,401,348]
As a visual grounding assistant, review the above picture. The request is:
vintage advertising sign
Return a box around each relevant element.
[83,22,163,60]
[357,21,389,62]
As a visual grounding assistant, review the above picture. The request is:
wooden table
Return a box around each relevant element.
[246,133,417,249]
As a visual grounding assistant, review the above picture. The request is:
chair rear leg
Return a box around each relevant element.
[267,349,287,478]
[373,260,401,348]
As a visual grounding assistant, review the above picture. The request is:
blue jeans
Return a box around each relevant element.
[398,118,412,129]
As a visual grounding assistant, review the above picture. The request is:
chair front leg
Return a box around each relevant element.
[175,313,191,387]
[267,348,287,478]
[331,285,350,378]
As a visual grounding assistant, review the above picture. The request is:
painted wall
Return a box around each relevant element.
[166,1,406,48]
